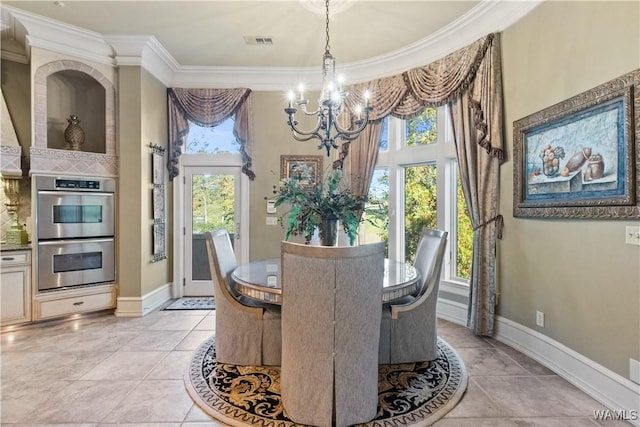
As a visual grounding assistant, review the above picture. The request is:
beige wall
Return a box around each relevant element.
[500,1,640,378]
[248,91,332,260]
[118,66,171,298]
[140,68,171,296]
[117,66,143,298]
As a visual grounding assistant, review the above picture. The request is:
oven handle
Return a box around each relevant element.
[38,238,114,246]
[37,190,114,197]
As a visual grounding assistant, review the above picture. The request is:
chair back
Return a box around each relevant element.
[413,228,448,300]
[280,241,385,427]
[204,229,265,365]
[379,228,448,364]
[204,229,240,301]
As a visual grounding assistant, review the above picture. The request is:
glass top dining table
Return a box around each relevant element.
[231,258,420,305]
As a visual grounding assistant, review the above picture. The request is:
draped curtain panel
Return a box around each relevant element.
[338,33,504,336]
[167,88,255,180]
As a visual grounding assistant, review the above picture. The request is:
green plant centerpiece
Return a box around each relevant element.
[272,169,366,246]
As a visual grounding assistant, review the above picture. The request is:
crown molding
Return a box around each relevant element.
[0,49,28,64]
[2,1,542,89]
[330,0,542,85]
[105,35,177,84]
[166,0,542,90]
[4,6,114,65]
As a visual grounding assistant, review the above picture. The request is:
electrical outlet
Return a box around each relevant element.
[625,226,640,246]
[536,310,545,327]
[630,358,640,384]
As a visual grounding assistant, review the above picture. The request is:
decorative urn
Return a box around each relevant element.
[64,114,85,151]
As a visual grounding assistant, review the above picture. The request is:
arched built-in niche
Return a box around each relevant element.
[31,60,117,177]
[46,70,106,153]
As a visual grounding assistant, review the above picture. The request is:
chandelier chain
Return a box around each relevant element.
[283,0,372,156]
[324,0,331,55]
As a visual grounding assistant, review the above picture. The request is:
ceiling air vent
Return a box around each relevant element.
[244,36,273,45]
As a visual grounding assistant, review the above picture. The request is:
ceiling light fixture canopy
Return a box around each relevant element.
[285,0,372,156]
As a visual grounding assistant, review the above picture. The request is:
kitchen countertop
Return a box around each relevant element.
[1,243,32,252]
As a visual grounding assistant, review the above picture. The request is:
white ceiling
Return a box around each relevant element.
[0,1,540,88]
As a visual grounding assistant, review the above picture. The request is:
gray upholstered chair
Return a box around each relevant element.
[204,229,281,366]
[379,228,448,364]
[280,241,385,427]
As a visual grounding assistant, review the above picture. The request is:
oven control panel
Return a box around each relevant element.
[35,176,116,193]
[55,179,101,190]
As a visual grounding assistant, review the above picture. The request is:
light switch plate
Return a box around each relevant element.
[625,226,640,246]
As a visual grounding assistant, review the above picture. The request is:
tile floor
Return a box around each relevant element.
[0,308,631,426]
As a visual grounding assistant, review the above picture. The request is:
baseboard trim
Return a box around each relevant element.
[437,297,468,326]
[114,282,173,317]
[495,316,640,425]
[436,298,640,425]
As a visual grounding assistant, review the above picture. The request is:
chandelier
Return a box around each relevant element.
[284,0,372,156]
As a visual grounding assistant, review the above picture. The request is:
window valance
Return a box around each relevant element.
[167,88,255,180]
[342,32,503,160]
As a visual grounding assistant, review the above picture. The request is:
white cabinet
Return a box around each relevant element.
[0,250,31,326]
[33,283,116,321]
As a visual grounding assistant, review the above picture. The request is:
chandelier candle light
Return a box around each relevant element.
[285,0,372,156]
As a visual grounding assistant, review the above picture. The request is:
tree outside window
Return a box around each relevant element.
[366,108,472,282]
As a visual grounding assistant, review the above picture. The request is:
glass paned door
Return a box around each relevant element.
[184,166,241,296]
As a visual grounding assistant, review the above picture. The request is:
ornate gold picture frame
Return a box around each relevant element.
[513,69,639,219]
[280,155,323,188]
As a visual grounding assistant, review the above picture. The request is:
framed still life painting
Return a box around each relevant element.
[280,155,323,188]
[513,69,639,219]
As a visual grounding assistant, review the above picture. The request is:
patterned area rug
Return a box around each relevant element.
[164,297,215,310]
[184,336,467,426]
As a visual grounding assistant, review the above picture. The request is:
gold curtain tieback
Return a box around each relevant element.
[473,214,503,239]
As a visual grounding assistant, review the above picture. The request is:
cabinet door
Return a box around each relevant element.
[1,266,31,325]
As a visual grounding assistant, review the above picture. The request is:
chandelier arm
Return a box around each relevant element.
[333,128,367,143]
[333,114,371,137]
[287,114,323,137]
[299,109,321,117]
[291,132,323,143]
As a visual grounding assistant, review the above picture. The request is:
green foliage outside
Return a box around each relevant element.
[366,108,473,279]
[191,174,235,234]
[404,109,438,264]
[456,177,473,279]
[406,108,437,146]
[404,165,437,264]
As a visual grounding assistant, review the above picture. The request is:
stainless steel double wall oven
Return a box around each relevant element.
[35,176,116,292]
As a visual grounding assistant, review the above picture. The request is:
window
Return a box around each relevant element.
[365,107,472,283]
[185,117,239,154]
[362,168,389,247]
[403,163,437,264]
